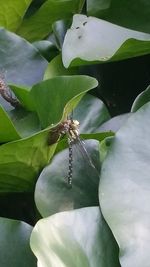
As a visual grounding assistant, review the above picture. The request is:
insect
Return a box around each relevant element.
[0,71,20,107]
[48,118,97,187]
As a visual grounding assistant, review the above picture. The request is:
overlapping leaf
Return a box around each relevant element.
[0,0,32,32]
[0,28,48,86]
[17,0,85,41]
[99,102,150,267]
[0,217,36,267]
[30,207,120,267]
[62,14,150,67]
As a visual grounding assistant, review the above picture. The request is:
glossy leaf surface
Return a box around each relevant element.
[30,207,120,267]
[30,75,98,128]
[35,140,100,217]
[99,102,150,267]
[62,15,150,67]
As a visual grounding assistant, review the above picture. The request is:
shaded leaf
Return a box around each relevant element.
[0,28,48,86]
[0,105,20,143]
[30,207,120,267]
[8,108,41,138]
[62,14,150,67]
[0,217,36,267]
[33,40,58,61]
[0,129,55,193]
[87,0,150,33]
[99,102,150,267]
[35,140,100,217]
[131,85,150,112]
[73,94,110,133]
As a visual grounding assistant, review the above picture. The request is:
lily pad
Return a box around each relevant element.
[99,102,150,267]
[30,207,120,267]
[62,14,150,67]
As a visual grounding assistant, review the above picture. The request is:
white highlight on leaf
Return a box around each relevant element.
[62,14,150,67]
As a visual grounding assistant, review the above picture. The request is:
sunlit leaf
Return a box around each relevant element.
[99,102,150,267]
[30,207,120,267]
[30,75,98,128]
[0,0,32,32]
[62,14,150,67]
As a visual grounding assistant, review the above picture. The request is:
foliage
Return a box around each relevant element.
[0,0,150,266]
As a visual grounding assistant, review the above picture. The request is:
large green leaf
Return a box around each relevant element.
[62,14,150,68]
[44,54,78,79]
[30,75,98,128]
[99,102,150,267]
[17,0,85,42]
[0,130,55,193]
[87,0,150,33]
[131,85,150,112]
[30,207,120,267]
[0,217,36,267]
[0,0,32,32]
[0,28,48,86]
[35,140,100,217]
[0,105,21,143]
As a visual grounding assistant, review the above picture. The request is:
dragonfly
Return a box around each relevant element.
[48,118,97,187]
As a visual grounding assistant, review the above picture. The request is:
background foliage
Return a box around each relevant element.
[0,0,150,266]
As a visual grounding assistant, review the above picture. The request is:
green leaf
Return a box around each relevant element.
[0,129,55,193]
[0,28,47,86]
[17,0,85,42]
[62,14,150,67]
[30,75,98,128]
[33,40,58,61]
[9,84,33,111]
[0,105,21,143]
[73,94,110,133]
[0,0,32,32]
[52,19,71,49]
[30,207,120,267]
[99,102,150,266]
[87,0,150,33]
[131,85,150,112]
[35,140,100,217]
[8,108,40,138]
[0,217,36,267]
[44,54,78,79]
